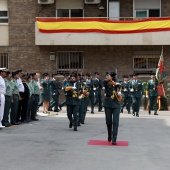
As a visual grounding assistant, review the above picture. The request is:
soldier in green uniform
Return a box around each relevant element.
[10,71,20,125]
[120,75,131,114]
[59,74,69,110]
[146,73,159,115]
[31,73,41,120]
[49,73,60,112]
[2,71,13,127]
[80,81,90,124]
[65,74,81,131]
[86,73,95,114]
[129,74,144,117]
[103,72,122,145]
[93,72,103,112]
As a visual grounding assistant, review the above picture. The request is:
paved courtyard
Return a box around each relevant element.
[0,107,170,170]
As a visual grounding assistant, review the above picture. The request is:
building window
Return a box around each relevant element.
[133,55,159,74]
[0,53,9,68]
[134,0,161,18]
[56,51,84,71]
[0,11,8,23]
[56,9,84,18]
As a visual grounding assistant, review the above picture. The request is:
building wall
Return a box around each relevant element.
[0,0,169,82]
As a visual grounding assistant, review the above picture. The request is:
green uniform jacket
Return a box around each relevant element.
[65,82,81,106]
[121,81,131,97]
[51,79,60,96]
[5,79,13,96]
[146,79,158,96]
[102,80,120,109]
[129,79,144,98]
[41,80,51,95]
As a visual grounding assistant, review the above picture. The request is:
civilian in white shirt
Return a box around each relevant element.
[0,68,7,129]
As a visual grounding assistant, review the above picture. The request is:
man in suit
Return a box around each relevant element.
[129,73,144,117]
[120,75,131,114]
[49,73,60,112]
[146,73,159,115]
[93,72,103,112]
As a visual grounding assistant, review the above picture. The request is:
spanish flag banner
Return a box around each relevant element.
[36,17,170,34]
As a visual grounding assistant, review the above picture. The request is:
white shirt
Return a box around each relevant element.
[17,77,25,92]
[0,76,6,95]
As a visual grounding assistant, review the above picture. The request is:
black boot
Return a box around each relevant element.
[120,107,123,113]
[112,136,117,145]
[107,125,112,142]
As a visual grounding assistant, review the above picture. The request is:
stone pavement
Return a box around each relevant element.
[0,107,170,170]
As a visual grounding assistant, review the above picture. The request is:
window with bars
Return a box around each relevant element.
[133,55,159,74]
[0,53,9,68]
[56,51,84,71]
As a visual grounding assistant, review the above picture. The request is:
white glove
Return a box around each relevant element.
[79,96,83,99]
[142,95,145,98]
[130,89,134,92]
[117,91,122,96]
[116,82,121,86]
[72,87,77,90]
[102,87,105,90]
[146,95,148,98]
[93,88,96,90]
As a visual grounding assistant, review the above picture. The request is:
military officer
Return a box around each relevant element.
[129,73,144,117]
[10,71,20,125]
[49,73,60,112]
[86,73,95,114]
[120,75,131,114]
[93,72,103,112]
[146,73,159,115]
[65,74,81,131]
[59,74,69,110]
[0,68,7,129]
[31,73,40,120]
[2,71,13,127]
[103,72,122,145]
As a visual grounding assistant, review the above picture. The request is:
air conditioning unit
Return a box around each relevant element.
[84,0,101,4]
[38,0,55,4]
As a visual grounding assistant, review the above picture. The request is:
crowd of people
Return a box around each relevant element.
[0,67,158,145]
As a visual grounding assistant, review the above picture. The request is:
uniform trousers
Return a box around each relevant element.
[104,107,120,139]
[149,96,158,112]
[132,96,141,114]
[50,95,59,110]
[2,95,11,126]
[67,105,78,128]
[31,95,39,120]
[10,94,19,124]
[81,98,89,123]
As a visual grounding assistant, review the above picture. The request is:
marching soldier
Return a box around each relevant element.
[93,72,103,112]
[65,74,81,131]
[49,73,60,112]
[103,72,122,145]
[129,73,144,117]
[120,75,131,114]
[59,74,69,110]
[2,71,13,127]
[86,73,95,114]
[146,73,159,115]
[80,81,90,124]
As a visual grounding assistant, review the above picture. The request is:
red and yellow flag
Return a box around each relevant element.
[36,17,170,34]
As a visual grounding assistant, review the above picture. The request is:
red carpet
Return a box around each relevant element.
[88,140,128,146]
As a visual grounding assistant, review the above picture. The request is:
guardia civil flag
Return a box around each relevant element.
[156,48,166,83]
